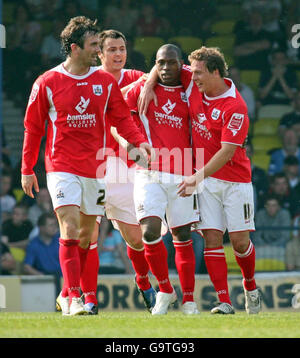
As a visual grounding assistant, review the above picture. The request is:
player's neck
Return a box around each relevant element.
[63,58,90,76]
[103,66,122,82]
[205,78,230,98]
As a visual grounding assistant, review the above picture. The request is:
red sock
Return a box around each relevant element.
[80,242,99,305]
[59,238,81,299]
[78,244,89,275]
[61,244,88,298]
[127,245,151,291]
[143,238,173,293]
[174,239,195,304]
[234,240,257,291]
[204,246,231,304]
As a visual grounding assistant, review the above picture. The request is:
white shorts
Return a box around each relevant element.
[196,177,255,233]
[104,156,138,226]
[47,172,105,216]
[134,170,200,229]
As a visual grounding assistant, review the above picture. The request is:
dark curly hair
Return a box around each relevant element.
[60,16,100,57]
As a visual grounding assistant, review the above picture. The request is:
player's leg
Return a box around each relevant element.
[140,216,177,315]
[116,221,156,312]
[172,224,199,315]
[229,231,261,314]
[56,205,87,315]
[202,229,234,314]
[47,172,86,315]
[78,213,99,314]
[225,182,261,314]
[196,178,234,314]
[166,176,200,314]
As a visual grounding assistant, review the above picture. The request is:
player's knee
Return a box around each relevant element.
[172,228,191,242]
[63,222,80,239]
[142,228,161,243]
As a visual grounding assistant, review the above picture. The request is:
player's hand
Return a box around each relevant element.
[137,82,158,115]
[177,174,198,197]
[21,173,39,198]
[139,142,156,167]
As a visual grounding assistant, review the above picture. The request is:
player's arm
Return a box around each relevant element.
[21,78,48,198]
[178,106,248,197]
[177,143,237,196]
[138,64,192,114]
[137,65,158,114]
[108,81,154,164]
[120,73,148,96]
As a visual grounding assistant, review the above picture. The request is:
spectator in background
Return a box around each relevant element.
[0,170,17,222]
[267,172,296,217]
[253,194,291,247]
[282,155,300,189]
[98,219,134,275]
[23,213,61,276]
[28,187,53,227]
[135,3,162,37]
[278,91,300,141]
[125,37,147,72]
[1,125,12,171]
[4,2,43,107]
[228,66,256,121]
[40,16,65,69]
[103,0,139,39]
[268,129,300,176]
[258,49,298,106]
[234,9,272,71]
[285,215,300,271]
[1,203,33,251]
[245,140,269,212]
[0,242,17,275]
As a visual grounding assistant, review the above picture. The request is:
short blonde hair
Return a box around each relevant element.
[188,46,228,78]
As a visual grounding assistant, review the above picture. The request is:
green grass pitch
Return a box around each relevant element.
[0,311,300,338]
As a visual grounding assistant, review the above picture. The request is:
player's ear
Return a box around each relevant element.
[70,43,80,54]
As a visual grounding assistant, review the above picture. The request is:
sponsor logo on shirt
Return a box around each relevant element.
[75,96,90,114]
[67,96,96,128]
[192,113,212,140]
[227,113,244,136]
[154,99,183,128]
[28,83,39,105]
[162,99,176,115]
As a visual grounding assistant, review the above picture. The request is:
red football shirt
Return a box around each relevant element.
[21,64,147,179]
[181,66,251,183]
[102,67,145,167]
[125,80,193,176]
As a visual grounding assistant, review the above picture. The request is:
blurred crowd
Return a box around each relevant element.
[1,0,300,276]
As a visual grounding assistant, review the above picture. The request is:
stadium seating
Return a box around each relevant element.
[253,118,280,137]
[252,135,282,154]
[205,35,235,56]
[168,36,202,56]
[257,104,293,120]
[297,71,300,87]
[251,153,270,171]
[255,258,285,271]
[217,4,241,20]
[211,20,235,35]
[134,36,164,69]
[10,247,26,274]
[223,244,240,273]
[240,70,260,95]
